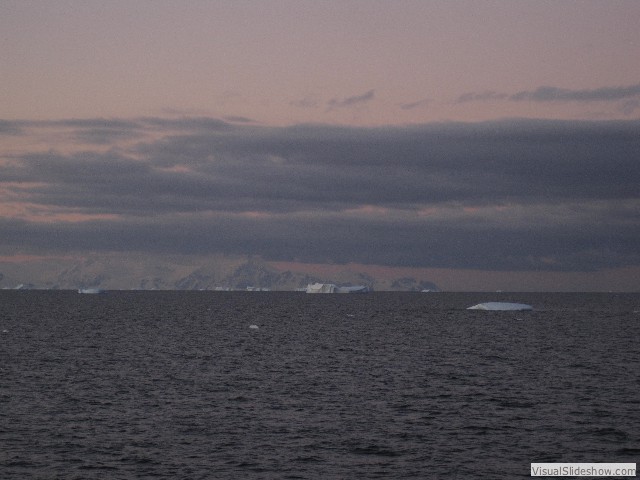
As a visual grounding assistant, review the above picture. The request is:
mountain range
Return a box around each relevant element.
[0,254,439,292]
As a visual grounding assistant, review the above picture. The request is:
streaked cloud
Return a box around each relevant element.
[222,115,256,124]
[1,116,639,272]
[457,82,640,104]
[511,83,640,102]
[0,120,24,135]
[327,90,375,109]
[399,99,432,110]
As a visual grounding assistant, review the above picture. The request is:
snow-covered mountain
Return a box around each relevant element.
[0,254,438,291]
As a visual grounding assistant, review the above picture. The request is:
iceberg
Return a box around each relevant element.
[335,285,370,293]
[306,283,370,293]
[467,302,532,311]
[306,283,337,293]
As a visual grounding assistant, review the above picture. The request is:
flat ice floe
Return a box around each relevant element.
[467,302,533,311]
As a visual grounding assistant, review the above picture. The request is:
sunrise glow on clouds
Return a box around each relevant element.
[1,0,639,290]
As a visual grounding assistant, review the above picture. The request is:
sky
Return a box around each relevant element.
[1,0,640,290]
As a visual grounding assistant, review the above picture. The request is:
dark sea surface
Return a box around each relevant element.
[1,291,639,479]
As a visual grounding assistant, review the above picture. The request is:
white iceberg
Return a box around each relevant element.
[306,283,338,293]
[305,283,369,293]
[467,302,532,311]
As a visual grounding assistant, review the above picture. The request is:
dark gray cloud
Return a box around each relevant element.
[138,116,235,132]
[53,118,141,129]
[0,120,23,135]
[327,90,375,109]
[1,117,639,272]
[457,82,640,104]
[511,83,640,102]
[1,204,637,272]
[399,99,431,110]
[222,115,256,124]
[72,128,143,145]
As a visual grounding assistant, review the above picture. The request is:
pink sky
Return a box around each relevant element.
[2,1,640,125]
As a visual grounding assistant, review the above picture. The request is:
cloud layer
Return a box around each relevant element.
[511,83,640,102]
[457,82,640,109]
[1,117,639,272]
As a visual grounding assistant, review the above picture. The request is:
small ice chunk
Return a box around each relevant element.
[467,302,533,311]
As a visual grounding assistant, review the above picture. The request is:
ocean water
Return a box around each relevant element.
[1,291,638,479]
